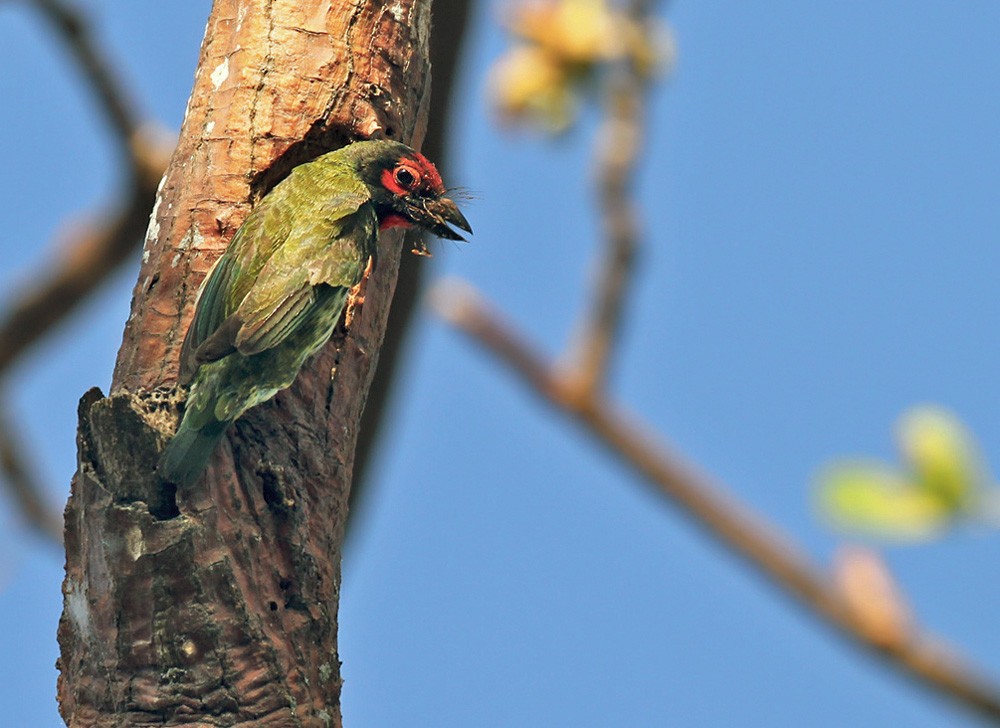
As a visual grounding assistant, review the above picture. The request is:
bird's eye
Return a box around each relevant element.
[394,166,418,188]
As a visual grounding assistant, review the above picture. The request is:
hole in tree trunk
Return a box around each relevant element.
[148,480,180,520]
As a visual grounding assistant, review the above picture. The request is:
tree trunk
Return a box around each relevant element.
[57,1,432,725]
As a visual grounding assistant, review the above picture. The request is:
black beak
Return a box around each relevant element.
[409,196,473,241]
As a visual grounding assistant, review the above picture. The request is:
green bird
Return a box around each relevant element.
[159,140,471,485]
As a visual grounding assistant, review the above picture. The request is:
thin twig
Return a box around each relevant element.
[1,2,173,379]
[0,400,63,545]
[569,0,652,395]
[0,143,169,376]
[433,280,1000,724]
[31,0,143,175]
[0,174,167,542]
[0,1,172,540]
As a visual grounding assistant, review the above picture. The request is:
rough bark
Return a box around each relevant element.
[58,1,432,725]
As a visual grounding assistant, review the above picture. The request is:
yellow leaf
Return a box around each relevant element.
[897,406,980,509]
[511,0,618,67]
[490,46,576,131]
[817,462,952,540]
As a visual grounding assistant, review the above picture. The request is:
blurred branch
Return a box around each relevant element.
[569,0,651,395]
[0,145,169,377]
[0,401,63,545]
[1,0,174,376]
[0,1,172,537]
[31,0,142,172]
[433,281,1000,724]
[349,0,474,522]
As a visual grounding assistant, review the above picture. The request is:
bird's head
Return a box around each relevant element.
[354,140,472,241]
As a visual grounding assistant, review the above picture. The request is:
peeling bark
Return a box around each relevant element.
[58,1,433,725]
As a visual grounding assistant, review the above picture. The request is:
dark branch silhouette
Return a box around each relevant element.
[0,0,171,544]
[0,401,63,544]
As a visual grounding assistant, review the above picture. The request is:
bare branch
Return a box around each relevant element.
[0,400,63,545]
[568,0,655,395]
[31,0,143,173]
[1,0,173,378]
[0,2,171,543]
[0,135,170,377]
[433,280,1000,724]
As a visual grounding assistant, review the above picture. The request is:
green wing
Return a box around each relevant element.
[231,216,373,355]
[178,165,375,382]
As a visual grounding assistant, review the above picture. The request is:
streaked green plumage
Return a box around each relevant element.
[159,140,471,485]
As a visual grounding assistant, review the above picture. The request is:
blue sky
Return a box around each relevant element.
[2,1,1000,726]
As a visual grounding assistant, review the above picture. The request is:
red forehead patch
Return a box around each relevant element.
[407,153,445,193]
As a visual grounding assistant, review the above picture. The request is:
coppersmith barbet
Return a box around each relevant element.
[159,140,471,485]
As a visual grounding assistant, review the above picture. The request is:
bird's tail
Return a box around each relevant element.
[158,417,228,486]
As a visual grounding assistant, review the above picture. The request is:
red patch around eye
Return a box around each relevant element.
[380,213,413,230]
[381,168,408,196]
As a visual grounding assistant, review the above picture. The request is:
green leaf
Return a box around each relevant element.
[817,462,953,540]
[897,406,980,510]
